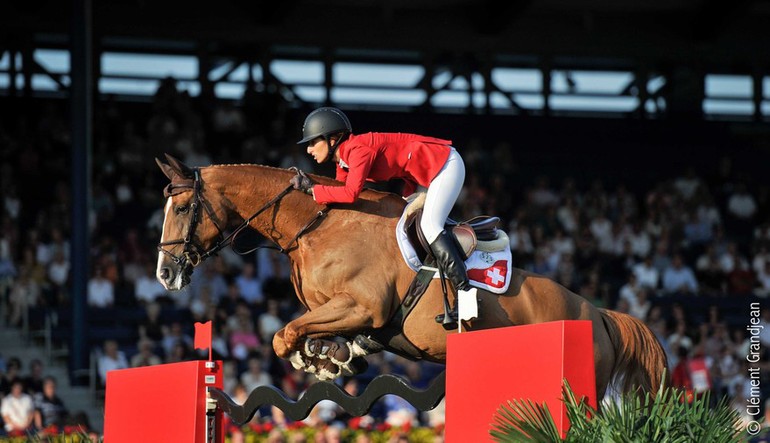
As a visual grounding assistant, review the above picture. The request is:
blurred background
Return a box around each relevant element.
[0,0,769,439]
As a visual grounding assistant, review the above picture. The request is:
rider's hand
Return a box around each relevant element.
[289,169,315,195]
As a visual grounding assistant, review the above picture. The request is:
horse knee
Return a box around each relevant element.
[283,323,306,350]
[272,330,292,358]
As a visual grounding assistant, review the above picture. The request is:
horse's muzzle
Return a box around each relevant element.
[157,261,193,290]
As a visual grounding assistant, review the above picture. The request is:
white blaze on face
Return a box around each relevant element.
[156,197,173,288]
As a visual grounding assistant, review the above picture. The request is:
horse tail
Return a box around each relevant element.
[600,309,670,395]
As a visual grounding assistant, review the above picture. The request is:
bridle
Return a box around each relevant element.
[157,168,327,271]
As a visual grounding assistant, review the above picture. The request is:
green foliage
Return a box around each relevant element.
[0,431,98,443]
[490,381,745,443]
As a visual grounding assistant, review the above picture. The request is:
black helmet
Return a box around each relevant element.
[297,107,352,144]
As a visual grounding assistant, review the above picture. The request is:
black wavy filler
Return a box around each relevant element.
[209,371,446,425]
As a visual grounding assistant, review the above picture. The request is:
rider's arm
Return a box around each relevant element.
[312,146,375,204]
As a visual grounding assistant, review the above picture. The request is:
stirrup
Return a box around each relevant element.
[436,286,460,331]
[434,310,459,329]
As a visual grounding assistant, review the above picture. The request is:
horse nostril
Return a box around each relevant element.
[160,268,170,280]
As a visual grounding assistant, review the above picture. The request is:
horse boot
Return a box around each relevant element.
[429,230,470,327]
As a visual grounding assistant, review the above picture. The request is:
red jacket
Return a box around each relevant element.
[312,132,452,204]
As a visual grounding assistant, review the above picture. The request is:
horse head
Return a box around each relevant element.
[155,154,226,290]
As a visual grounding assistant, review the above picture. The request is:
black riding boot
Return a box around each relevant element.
[429,230,470,292]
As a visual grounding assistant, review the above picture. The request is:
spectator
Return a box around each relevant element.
[628,287,652,321]
[0,358,23,397]
[589,211,614,255]
[682,210,713,249]
[527,250,555,278]
[138,301,164,343]
[694,191,721,230]
[718,242,748,275]
[97,340,129,386]
[670,346,692,394]
[87,266,114,308]
[662,254,698,295]
[228,305,262,362]
[1,380,34,435]
[383,393,418,428]
[627,221,652,259]
[130,339,162,368]
[508,222,534,261]
[667,323,693,365]
[751,244,770,277]
[727,260,755,295]
[726,183,757,221]
[33,376,68,432]
[258,299,285,343]
[190,287,216,323]
[161,321,194,358]
[188,260,228,303]
[218,281,247,318]
[673,166,704,202]
[134,261,169,305]
[240,355,273,393]
[694,245,726,296]
[755,223,770,251]
[528,176,559,208]
[46,249,70,292]
[8,265,41,327]
[632,254,660,291]
[651,240,673,276]
[726,183,758,247]
[554,252,579,291]
[755,261,770,297]
[555,196,580,234]
[618,273,643,306]
[257,247,292,300]
[235,262,264,307]
[0,224,16,296]
[608,184,638,221]
[165,340,192,364]
[23,359,45,396]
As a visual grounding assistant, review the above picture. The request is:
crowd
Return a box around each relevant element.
[0,357,84,438]
[0,76,769,438]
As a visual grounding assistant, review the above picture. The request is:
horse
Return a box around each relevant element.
[154,154,669,401]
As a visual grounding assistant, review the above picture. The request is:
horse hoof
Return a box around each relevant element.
[349,357,368,374]
[289,351,306,370]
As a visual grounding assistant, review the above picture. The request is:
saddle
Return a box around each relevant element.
[405,208,501,263]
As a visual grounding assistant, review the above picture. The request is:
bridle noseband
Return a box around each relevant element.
[157,168,327,272]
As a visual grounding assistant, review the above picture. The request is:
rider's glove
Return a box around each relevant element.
[289,169,315,195]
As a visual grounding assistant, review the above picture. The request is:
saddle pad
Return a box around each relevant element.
[396,201,513,294]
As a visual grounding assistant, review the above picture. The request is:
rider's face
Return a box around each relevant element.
[307,137,331,163]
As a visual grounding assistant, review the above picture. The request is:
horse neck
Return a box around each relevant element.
[201,165,317,247]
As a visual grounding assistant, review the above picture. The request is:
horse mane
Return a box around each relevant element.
[202,163,407,214]
[205,163,346,187]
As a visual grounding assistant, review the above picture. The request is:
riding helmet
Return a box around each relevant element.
[297,107,352,144]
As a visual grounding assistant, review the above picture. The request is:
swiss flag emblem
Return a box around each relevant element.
[467,260,508,288]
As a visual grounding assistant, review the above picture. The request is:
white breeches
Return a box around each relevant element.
[420,148,466,244]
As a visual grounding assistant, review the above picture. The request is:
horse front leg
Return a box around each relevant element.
[272,294,379,380]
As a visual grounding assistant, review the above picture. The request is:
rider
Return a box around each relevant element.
[290,107,470,299]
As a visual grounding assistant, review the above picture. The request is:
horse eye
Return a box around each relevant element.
[176,205,189,215]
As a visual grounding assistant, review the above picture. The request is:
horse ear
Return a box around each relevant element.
[164,154,194,179]
[156,157,177,181]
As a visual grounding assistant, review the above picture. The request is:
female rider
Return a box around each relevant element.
[290,107,470,304]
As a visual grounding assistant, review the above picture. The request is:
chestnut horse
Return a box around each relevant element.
[154,155,668,401]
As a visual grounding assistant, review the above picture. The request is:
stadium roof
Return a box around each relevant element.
[3,1,770,120]
[4,0,770,70]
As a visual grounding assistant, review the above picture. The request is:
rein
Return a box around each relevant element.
[157,168,328,270]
